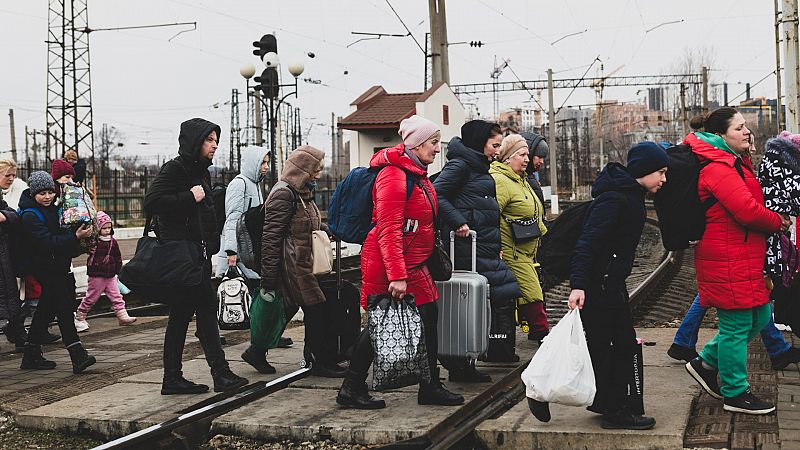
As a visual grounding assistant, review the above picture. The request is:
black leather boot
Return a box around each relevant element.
[418,368,465,406]
[336,370,386,409]
[212,366,249,392]
[20,344,56,370]
[241,345,276,374]
[67,343,96,374]
[161,370,209,395]
[448,363,492,383]
[4,315,27,346]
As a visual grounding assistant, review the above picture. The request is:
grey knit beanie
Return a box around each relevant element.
[28,171,56,196]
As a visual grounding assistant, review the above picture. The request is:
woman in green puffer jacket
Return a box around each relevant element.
[490,134,549,341]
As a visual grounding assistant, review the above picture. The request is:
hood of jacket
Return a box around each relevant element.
[280,145,324,196]
[764,135,800,175]
[369,143,429,177]
[460,120,496,155]
[591,162,641,198]
[684,132,739,168]
[178,118,221,174]
[446,137,490,173]
[239,146,268,183]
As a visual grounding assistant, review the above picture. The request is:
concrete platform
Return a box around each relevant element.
[475,327,716,450]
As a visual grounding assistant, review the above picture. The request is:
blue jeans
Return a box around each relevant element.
[673,293,789,358]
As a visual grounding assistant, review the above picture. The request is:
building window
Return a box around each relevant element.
[443,105,449,125]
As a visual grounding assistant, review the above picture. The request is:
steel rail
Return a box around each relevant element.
[91,368,311,450]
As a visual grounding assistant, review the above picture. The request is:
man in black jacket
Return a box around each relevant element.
[521,132,547,206]
[144,118,248,395]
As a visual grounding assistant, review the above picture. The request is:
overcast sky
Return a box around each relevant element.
[0,0,779,166]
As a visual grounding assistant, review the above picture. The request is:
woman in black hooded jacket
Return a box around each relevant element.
[433,120,524,379]
[144,118,248,395]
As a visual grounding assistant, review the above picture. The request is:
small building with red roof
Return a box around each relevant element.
[338,81,464,174]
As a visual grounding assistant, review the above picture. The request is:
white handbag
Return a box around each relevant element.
[311,230,333,275]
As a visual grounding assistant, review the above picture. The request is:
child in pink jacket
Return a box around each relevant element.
[75,211,136,328]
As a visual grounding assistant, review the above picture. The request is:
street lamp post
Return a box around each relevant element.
[251,50,304,186]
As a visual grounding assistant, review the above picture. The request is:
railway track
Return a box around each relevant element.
[90,220,684,450]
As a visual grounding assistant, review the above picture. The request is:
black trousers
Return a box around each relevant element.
[163,263,227,377]
[26,271,79,347]
[582,301,637,415]
[348,301,439,383]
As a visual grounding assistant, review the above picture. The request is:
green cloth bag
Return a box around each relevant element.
[249,288,287,350]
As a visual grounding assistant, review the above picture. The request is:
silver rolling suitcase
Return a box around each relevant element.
[436,230,491,361]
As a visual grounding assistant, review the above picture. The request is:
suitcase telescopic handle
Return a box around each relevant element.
[449,230,477,273]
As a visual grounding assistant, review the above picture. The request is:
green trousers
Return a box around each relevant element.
[699,303,771,398]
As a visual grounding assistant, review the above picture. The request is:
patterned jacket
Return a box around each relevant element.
[758,135,800,282]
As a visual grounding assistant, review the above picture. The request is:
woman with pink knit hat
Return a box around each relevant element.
[75,211,137,328]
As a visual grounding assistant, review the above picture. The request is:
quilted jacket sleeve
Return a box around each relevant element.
[702,163,781,233]
[570,192,624,291]
[374,166,409,282]
[260,188,294,289]
[222,177,248,254]
[112,239,123,275]
[433,159,469,229]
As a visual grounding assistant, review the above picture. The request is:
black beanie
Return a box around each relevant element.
[626,141,669,178]
[461,120,498,153]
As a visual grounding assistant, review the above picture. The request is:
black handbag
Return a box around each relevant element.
[118,211,207,304]
[418,182,453,282]
[505,217,542,243]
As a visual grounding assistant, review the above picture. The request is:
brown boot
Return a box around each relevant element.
[115,309,137,326]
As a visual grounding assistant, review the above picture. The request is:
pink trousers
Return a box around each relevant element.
[78,275,125,314]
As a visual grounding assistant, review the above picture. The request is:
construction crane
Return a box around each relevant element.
[589,62,624,168]
[491,56,511,119]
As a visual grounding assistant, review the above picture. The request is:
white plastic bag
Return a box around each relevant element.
[521,308,596,406]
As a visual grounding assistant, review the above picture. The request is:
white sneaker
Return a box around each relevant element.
[73,312,89,332]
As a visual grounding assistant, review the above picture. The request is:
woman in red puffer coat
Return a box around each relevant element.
[684,107,790,416]
[336,115,464,410]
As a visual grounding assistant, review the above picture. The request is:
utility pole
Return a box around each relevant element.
[337,117,345,174]
[783,0,800,133]
[680,84,688,136]
[8,109,17,162]
[702,66,709,115]
[331,112,336,179]
[776,0,785,129]
[428,0,450,85]
[254,90,263,147]
[24,126,30,168]
[547,69,558,214]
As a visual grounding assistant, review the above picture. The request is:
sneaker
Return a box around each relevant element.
[771,346,800,370]
[73,312,89,333]
[685,357,722,399]
[74,319,89,333]
[667,343,699,363]
[723,388,776,415]
[601,411,656,430]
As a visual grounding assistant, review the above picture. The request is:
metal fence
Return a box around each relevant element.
[16,165,341,226]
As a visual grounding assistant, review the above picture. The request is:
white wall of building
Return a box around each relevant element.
[347,84,465,176]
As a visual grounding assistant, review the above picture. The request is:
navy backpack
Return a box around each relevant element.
[327,167,415,244]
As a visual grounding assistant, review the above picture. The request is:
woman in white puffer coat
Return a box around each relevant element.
[215,146,269,280]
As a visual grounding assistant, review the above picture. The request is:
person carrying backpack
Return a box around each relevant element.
[336,115,463,409]
[214,146,269,281]
[561,141,668,430]
[682,107,789,415]
[432,120,521,382]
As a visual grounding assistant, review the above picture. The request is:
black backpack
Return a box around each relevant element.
[211,182,227,235]
[653,144,745,250]
[537,201,593,279]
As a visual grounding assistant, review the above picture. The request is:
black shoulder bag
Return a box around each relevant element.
[119,209,206,304]
[418,181,453,282]
[503,181,542,243]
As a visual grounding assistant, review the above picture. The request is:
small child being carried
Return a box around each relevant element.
[75,211,136,328]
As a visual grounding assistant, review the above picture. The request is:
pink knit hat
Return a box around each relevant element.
[398,115,440,149]
[779,131,800,150]
[96,211,112,231]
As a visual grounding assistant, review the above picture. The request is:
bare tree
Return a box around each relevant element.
[94,124,125,189]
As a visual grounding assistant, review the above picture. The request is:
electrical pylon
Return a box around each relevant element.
[46,0,94,162]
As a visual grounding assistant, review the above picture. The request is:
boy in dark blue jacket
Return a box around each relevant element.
[18,171,95,373]
[529,142,668,428]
